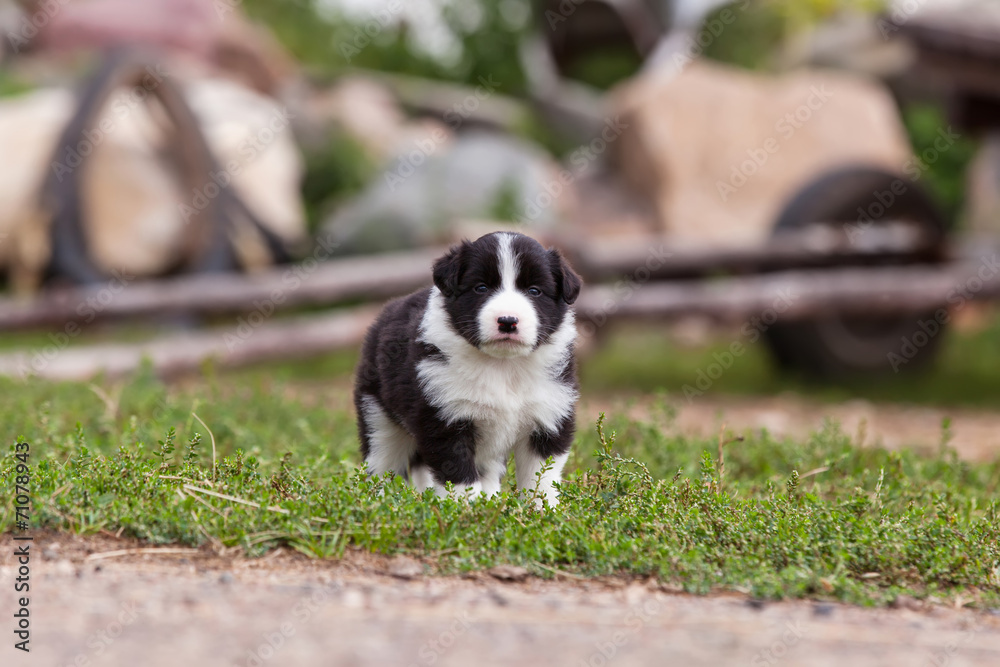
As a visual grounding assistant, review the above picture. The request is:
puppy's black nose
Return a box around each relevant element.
[497,316,518,334]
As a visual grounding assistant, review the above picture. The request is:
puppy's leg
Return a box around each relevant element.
[477,457,507,499]
[515,418,574,507]
[417,413,482,499]
[358,395,416,477]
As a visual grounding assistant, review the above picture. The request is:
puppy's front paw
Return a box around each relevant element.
[531,483,560,509]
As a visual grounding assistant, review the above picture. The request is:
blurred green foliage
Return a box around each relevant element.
[701,0,887,70]
[300,130,375,230]
[241,0,533,97]
[901,105,979,224]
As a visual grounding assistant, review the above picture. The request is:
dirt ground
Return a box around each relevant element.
[1,531,999,667]
[4,396,1000,667]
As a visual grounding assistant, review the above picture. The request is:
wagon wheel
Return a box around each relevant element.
[763,165,950,378]
[40,48,290,285]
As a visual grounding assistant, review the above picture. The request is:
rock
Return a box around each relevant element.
[488,565,530,583]
[54,560,75,576]
[310,78,449,165]
[813,603,836,617]
[611,61,913,246]
[387,556,424,580]
[487,589,510,606]
[890,594,923,611]
[320,131,571,255]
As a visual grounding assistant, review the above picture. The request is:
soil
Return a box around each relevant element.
[0,530,998,667]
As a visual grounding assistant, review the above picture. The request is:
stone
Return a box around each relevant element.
[611,60,913,246]
[488,565,530,583]
[387,555,424,580]
[320,131,571,255]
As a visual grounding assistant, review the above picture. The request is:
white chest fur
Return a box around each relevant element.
[417,289,577,467]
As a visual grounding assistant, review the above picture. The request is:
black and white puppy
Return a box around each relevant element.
[354,231,582,504]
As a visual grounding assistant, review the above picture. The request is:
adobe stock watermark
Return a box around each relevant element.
[717,85,834,202]
[51,64,170,183]
[222,233,340,351]
[6,0,72,53]
[577,243,672,339]
[405,611,471,667]
[14,270,136,378]
[924,619,984,667]
[179,106,294,223]
[876,0,932,39]
[845,125,961,244]
[887,255,1000,372]
[682,289,799,401]
[515,115,629,225]
[750,620,805,667]
[576,596,662,667]
[57,601,142,667]
[542,0,590,31]
[383,75,500,192]
[234,586,330,667]
[338,0,404,62]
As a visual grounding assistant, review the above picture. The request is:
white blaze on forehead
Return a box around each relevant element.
[497,232,519,291]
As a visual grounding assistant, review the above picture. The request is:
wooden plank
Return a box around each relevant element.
[0,238,996,334]
[576,259,1000,326]
[4,258,1000,381]
[0,247,441,330]
[0,306,379,381]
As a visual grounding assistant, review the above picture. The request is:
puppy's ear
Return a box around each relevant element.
[548,248,582,305]
[432,241,470,298]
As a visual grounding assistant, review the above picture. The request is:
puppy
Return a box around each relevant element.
[354,231,582,505]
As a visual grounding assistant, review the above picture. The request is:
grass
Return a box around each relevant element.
[582,315,1000,408]
[0,370,998,608]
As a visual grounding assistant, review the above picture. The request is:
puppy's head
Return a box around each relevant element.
[432,232,581,358]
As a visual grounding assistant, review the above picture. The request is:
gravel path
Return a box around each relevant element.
[2,532,999,667]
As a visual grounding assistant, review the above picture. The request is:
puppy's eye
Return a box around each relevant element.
[527,287,542,297]
[474,284,489,294]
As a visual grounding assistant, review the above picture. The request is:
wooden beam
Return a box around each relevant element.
[576,260,1000,326]
[0,306,379,381]
[3,258,1000,381]
[0,248,441,331]
[0,240,997,336]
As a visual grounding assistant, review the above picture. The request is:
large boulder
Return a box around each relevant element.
[307,77,451,166]
[611,61,914,245]
[320,131,572,255]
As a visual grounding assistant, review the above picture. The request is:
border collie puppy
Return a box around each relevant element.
[354,231,582,505]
